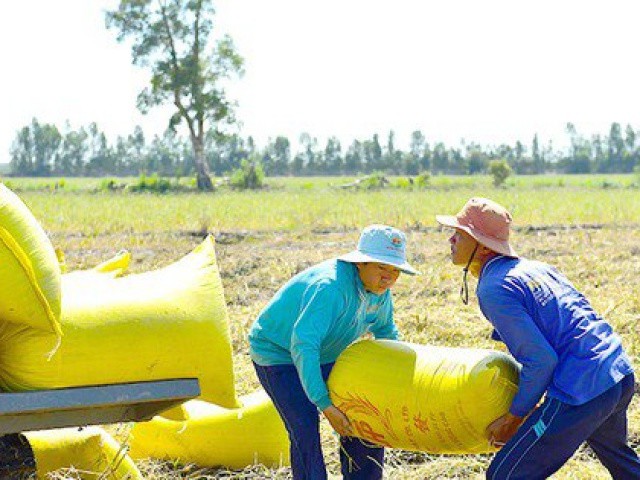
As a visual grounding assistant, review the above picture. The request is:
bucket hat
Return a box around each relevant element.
[436,197,517,257]
[339,225,420,275]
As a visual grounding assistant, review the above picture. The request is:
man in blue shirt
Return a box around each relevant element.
[437,197,639,479]
[249,224,419,480]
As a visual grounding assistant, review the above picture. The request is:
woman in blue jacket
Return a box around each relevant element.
[249,224,418,479]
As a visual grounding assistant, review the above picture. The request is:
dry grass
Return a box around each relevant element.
[19,178,637,479]
[46,223,640,479]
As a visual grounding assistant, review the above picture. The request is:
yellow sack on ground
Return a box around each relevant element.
[0,183,61,335]
[26,426,142,479]
[327,339,519,454]
[0,236,239,409]
[129,390,290,469]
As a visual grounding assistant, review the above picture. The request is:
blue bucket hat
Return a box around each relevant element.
[339,224,420,275]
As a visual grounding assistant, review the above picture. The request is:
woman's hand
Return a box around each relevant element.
[322,405,353,437]
[486,412,524,447]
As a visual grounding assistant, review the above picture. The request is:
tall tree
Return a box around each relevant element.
[607,122,624,172]
[324,137,342,174]
[299,133,318,175]
[85,123,113,176]
[9,126,34,175]
[370,134,383,170]
[345,140,363,174]
[268,136,291,176]
[9,119,61,176]
[106,0,244,190]
[58,126,88,175]
[432,142,449,173]
[532,133,544,174]
[624,124,636,152]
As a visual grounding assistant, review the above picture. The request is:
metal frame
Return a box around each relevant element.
[0,378,200,435]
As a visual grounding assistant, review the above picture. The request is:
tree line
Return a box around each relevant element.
[8,119,640,178]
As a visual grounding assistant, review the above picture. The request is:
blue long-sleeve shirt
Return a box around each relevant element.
[478,256,633,417]
[249,259,399,410]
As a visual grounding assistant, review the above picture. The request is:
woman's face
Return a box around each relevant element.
[356,262,401,295]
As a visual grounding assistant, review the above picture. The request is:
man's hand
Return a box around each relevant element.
[486,412,524,447]
[322,405,353,437]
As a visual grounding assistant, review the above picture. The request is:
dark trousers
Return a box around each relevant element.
[254,362,384,480]
[0,433,36,479]
[487,373,640,480]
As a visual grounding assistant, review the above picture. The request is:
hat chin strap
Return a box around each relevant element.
[460,241,479,305]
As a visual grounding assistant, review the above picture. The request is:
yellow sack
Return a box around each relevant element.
[0,236,239,409]
[0,183,61,335]
[129,390,290,469]
[327,339,519,454]
[26,426,142,479]
[63,249,131,285]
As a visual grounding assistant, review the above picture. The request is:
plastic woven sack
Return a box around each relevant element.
[0,236,239,408]
[26,426,142,479]
[129,390,289,469]
[0,183,61,335]
[327,339,519,454]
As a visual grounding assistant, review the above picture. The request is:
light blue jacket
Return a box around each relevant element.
[249,259,399,410]
[478,256,633,417]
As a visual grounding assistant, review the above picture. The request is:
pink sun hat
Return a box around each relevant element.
[436,197,518,257]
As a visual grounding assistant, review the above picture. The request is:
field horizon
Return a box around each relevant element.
[4,175,638,479]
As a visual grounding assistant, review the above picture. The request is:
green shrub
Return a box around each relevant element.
[601,180,621,189]
[230,157,265,190]
[354,171,389,189]
[489,159,512,187]
[415,171,431,189]
[127,174,173,193]
[98,178,126,192]
[632,166,640,188]
[393,177,413,189]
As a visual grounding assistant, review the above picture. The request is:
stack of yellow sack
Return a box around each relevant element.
[0,183,290,476]
[0,237,239,409]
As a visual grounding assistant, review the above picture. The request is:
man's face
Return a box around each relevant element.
[448,229,478,266]
[356,262,401,295]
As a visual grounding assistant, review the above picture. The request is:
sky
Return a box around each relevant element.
[1,0,640,163]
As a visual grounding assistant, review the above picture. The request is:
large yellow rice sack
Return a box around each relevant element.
[0,236,239,408]
[0,183,61,335]
[327,339,519,454]
[129,390,290,469]
[26,426,142,479]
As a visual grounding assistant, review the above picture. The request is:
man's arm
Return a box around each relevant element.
[479,282,558,418]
